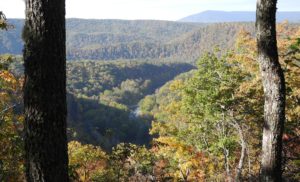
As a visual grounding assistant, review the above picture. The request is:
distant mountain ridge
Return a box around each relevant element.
[179,10,300,23]
[1,19,255,61]
[0,19,202,60]
[1,18,297,61]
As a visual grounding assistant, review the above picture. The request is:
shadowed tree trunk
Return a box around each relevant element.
[256,0,285,181]
[23,0,69,181]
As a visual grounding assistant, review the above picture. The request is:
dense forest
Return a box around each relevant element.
[0,4,300,182]
[0,19,258,61]
[66,61,195,150]
[9,59,195,150]
[2,19,299,62]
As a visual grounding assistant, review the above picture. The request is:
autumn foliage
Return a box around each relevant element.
[1,20,299,181]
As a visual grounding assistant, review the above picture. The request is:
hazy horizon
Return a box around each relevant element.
[1,0,300,21]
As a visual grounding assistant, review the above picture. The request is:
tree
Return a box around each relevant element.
[0,13,24,181]
[256,0,286,181]
[68,141,107,181]
[183,52,247,181]
[0,11,13,30]
[0,12,8,30]
[23,0,69,181]
[0,55,24,181]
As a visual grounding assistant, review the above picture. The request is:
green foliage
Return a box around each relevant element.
[67,60,194,99]
[68,141,107,181]
[178,52,245,166]
[65,61,194,150]
[100,79,150,106]
[0,54,13,70]
[145,50,257,180]
[145,25,300,180]
[0,19,257,61]
[90,143,157,182]
[0,12,8,30]
[139,70,194,121]
[9,58,194,151]
[0,54,24,181]
[66,22,254,61]
[2,17,299,181]
[69,141,156,182]
[108,143,138,180]
[138,95,157,115]
[0,20,24,180]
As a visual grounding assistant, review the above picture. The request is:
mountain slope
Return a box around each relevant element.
[0,19,202,58]
[179,10,300,23]
[1,19,298,61]
[1,19,255,61]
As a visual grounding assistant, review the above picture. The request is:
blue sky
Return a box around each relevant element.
[1,0,299,20]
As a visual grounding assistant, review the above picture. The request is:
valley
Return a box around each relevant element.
[2,19,259,150]
[1,12,299,180]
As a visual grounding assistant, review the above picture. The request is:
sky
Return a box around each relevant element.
[1,0,299,21]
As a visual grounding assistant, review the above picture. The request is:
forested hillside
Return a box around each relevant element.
[10,59,195,150]
[0,19,257,61]
[136,27,300,181]
[1,19,202,58]
[66,61,195,149]
[66,22,256,61]
[3,19,299,62]
[67,60,194,98]
[1,10,299,181]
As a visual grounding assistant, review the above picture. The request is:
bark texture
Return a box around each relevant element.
[233,122,246,182]
[23,0,69,181]
[256,0,285,181]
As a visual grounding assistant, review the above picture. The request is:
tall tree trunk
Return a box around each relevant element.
[23,0,69,181]
[256,0,285,181]
[223,147,232,182]
[230,121,246,182]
